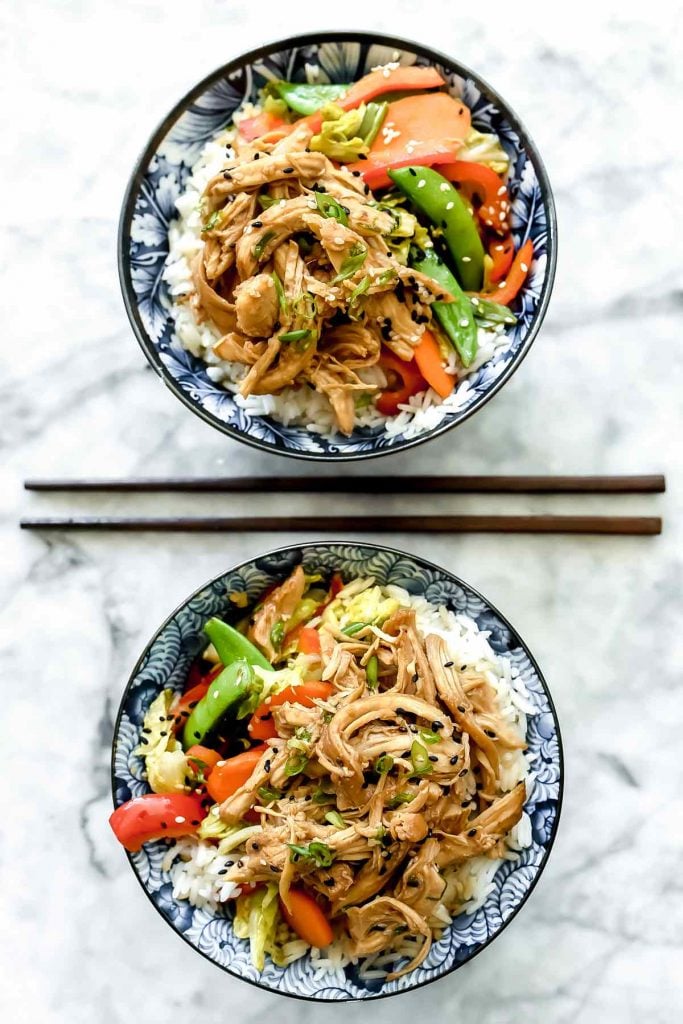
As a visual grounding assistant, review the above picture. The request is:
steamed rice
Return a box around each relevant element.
[161,588,534,978]
[162,121,511,440]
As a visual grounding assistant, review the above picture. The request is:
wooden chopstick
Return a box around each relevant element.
[22,474,665,494]
[19,515,662,535]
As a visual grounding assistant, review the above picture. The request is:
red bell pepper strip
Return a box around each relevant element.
[472,239,533,308]
[375,348,428,416]
[205,745,268,804]
[171,663,223,733]
[488,234,515,284]
[440,161,511,235]
[297,627,322,656]
[109,793,208,852]
[413,331,455,400]
[248,682,335,740]
[347,93,471,191]
[238,110,288,141]
[185,744,222,777]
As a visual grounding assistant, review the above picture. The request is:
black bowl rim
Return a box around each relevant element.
[118,29,558,463]
[110,539,564,1002]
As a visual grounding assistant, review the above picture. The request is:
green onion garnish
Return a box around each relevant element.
[387,792,414,809]
[257,786,281,803]
[315,192,349,226]
[257,194,278,210]
[279,328,312,343]
[202,210,220,232]
[333,242,367,283]
[324,811,346,829]
[341,621,369,636]
[375,754,394,775]
[271,271,287,312]
[287,841,334,867]
[284,752,309,777]
[366,654,379,690]
[410,740,432,775]
[419,729,440,745]
[312,787,334,804]
[252,229,277,261]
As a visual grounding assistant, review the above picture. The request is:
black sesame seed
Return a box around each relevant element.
[188,701,199,710]
[283,166,294,174]
[459,768,468,777]
[357,153,367,160]
[468,828,477,837]
[428,755,438,763]
[441,219,447,229]
[139,737,148,745]
[457,705,466,714]
[264,759,271,773]
[191,819,200,826]
[193,731,201,740]
[408,167,417,176]
[484,729,497,738]
[237,859,244,868]
[461,800,470,808]
[223,171,232,180]
[270,865,278,872]
[217,868,228,875]
[407,878,420,887]
[252,220,263,228]
[159,731,167,737]
[252,842,260,851]
[254,152,260,160]
[142,728,152,734]
[431,721,444,731]
[324,877,335,887]
[449,755,459,765]
[352,169,361,176]
[411,672,419,684]
[443,661,454,668]
[225,860,235,866]
[160,821,167,828]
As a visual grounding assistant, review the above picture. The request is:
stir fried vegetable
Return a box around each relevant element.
[410,248,478,367]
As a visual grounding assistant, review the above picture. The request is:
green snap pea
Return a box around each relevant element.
[388,166,485,290]
[203,617,272,671]
[272,81,350,116]
[182,661,253,749]
[411,248,478,367]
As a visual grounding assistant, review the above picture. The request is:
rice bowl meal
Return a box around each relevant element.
[163,61,534,440]
[111,563,543,983]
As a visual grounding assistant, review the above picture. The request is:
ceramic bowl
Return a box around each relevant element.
[118,31,557,461]
[111,542,563,1000]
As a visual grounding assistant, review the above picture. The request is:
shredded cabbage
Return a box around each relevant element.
[197,805,249,841]
[233,883,281,971]
[310,103,368,162]
[237,662,307,719]
[135,690,189,793]
[457,127,510,176]
[323,585,399,631]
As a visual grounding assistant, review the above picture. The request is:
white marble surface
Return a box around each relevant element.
[2,1,683,1020]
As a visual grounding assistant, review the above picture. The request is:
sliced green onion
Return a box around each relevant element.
[366,654,379,690]
[287,840,334,867]
[419,728,440,745]
[257,193,278,210]
[271,271,287,312]
[312,787,334,804]
[284,752,309,777]
[410,740,432,775]
[375,754,394,775]
[315,192,349,226]
[348,275,371,317]
[252,229,277,261]
[257,786,281,803]
[341,621,369,636]
[387,792,414,809]
[333,243,367,283]
[324,811,346,829]
[269,620,285,650]
[279,328,312,343]
[202,210,221,232]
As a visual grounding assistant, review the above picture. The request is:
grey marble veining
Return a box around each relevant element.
[2,1,682,1021]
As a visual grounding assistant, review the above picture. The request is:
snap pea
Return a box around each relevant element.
[182,660,253,749]
[272,81,350,116]
[203,617,272,671]
[470,296,517,325]
[411,248,478,367]
[388,166,485,290]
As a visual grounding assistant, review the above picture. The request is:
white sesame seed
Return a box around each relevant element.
[520,262,529,272]
[488,206,495,214]
[213,689,220,698]
[498,211,506,221]
[461,256,471,262]
[216,760,226,767]
[279,199,286,207]
[501,201,509,210]
[334,236,344,245]
[439,182,450,192]
[174,816,186,824]
[459,318,469,327]
[417,179,426,188]
[470,297,480,306]
[445,201,454,210]
[497,185,506,195]
[495,244,504,251]
[498,281,506,289]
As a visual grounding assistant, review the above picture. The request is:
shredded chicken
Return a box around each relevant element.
[207,568,529,979]
[187,124,456,434]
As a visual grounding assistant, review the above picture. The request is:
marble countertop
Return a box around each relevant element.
[3,1,682,1020]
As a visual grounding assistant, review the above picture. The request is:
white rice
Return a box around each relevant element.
[159,590,535,978]
[162,121,509,439]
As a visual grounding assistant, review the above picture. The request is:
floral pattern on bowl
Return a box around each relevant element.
[119,32,557,461]
[111,542,563,1000]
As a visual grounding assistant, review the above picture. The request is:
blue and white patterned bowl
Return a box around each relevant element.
[118,31,557,462]
[111,542,563,1000]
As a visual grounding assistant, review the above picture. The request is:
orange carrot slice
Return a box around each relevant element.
[413,331,455,399]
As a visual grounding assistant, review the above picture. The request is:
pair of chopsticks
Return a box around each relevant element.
[20,474,664,535]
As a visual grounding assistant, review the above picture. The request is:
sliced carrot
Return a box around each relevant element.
[297,627,321,656]
[413,330,455,400]
[473,239,533,307]
[238,110,287,141]
[347,93,471,190]
[375,347,427,416]
[205,746,267,803]
[185,745,222,776]
[280,887,333,948]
